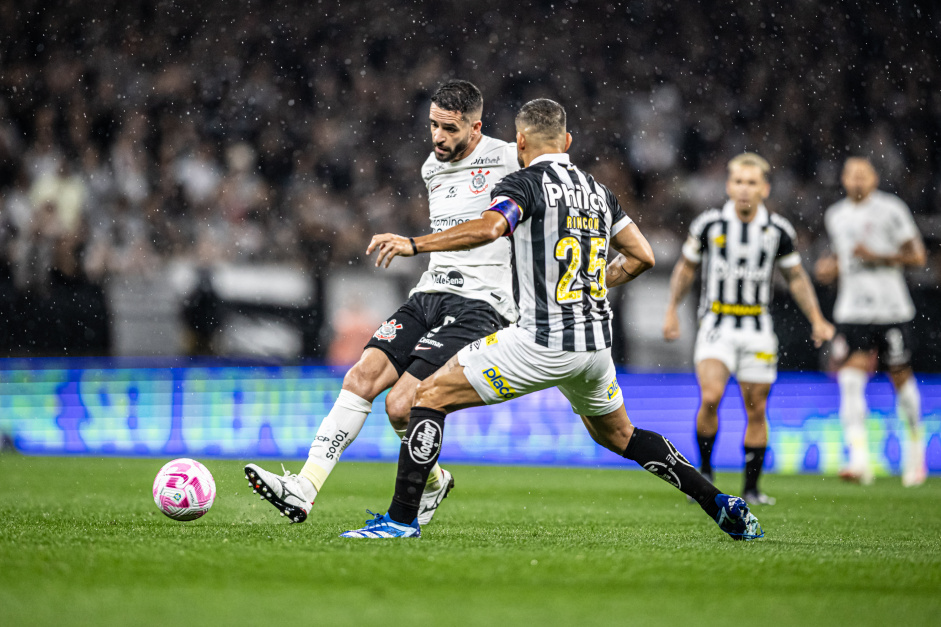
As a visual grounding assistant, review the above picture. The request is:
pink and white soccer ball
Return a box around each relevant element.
[153,458,216,521]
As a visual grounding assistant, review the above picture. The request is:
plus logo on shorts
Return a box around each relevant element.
[374,319,403,342]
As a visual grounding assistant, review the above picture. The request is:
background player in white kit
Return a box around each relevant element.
[244,80,519,523]
[341,98,764,542]
[663,153,834,505]
[814,157,928,486]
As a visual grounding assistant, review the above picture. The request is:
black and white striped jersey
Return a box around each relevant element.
[486,153,632,351]
[682,201,801,333]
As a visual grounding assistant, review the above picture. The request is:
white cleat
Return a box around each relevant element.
[902,465,927,488]
[244,463,313,523]
[839,466,875,486]
[417,468,454,526]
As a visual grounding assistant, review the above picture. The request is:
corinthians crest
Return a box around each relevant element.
[469,168,490,195]
[374,319,403,342]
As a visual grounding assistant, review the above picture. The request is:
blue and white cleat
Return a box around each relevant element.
[714,494,764,541]
[340,511,421,539]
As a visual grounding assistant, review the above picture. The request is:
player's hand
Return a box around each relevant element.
[663,308,681,341]
[811,318,835,348]
[366,233,414,268]
[852,244,884,265]
[813,255,838,284]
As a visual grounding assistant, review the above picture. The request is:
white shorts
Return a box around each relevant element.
[457,326,624,416]
[693,324,778,384]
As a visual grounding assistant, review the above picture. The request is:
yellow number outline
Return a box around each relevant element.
[554,236,607,303]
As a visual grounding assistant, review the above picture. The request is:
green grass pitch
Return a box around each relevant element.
[1,454,938,627]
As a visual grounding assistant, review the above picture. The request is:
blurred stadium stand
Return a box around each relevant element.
[0,0,938,368]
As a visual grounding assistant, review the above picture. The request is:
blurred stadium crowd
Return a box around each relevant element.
[0,0,938,360]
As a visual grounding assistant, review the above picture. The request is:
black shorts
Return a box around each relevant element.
[834,322,915,368]
[365,292,509,380]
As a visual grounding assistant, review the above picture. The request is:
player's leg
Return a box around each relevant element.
[384,370,453,524]
[246,300,426,521]
[385,296,506,523]
[890,366,925,486]
[340,354,486,537]
[883,323,925,486]
[836,336,876,484]
[566,352,762,541]
[738,380,774,504]
[342,326,547,537]
[694,358,732,480]
[244,347,401,521]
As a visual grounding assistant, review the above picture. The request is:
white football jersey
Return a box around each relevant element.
[824,189,920,324]
[412,135,520,322]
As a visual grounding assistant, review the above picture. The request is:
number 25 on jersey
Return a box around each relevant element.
[555,236,607,303]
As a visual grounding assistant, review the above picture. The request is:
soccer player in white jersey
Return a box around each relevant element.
[814,157,928,486]
[244,80,520,523]
[663,153,834,505]
[341,98,764,541]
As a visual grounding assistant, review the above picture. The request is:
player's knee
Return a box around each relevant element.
[700,390,723,412]
[384,390,412,430]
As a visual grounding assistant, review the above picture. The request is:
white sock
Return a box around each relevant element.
[897,377,924,469]
[838,368,870,471]
[394,425,444,491]
[299,390,373,500]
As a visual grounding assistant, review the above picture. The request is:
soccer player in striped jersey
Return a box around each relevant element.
[342,98,764,541]
[814,157,927,486]
[663,153,834,505]
[244,80,519,524]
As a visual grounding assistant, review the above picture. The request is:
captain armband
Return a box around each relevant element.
[486,196,523,235]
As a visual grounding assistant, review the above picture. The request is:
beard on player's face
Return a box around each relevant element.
[434,134,470,162]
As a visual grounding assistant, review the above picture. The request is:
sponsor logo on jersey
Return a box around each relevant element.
[754,351,777,363]
[709,258,770,282]
[712,233,727,248]
[483,366,515,399]
[710,301,765,316]
[373,319,403,342]
[431,217,468,233]
[485,332,499,346]
[471,156,502,166]
[432,270,465,287]
[407,419,442,464]
[469,169,490,195]
[606,377,620,400]
[544,182,608,213]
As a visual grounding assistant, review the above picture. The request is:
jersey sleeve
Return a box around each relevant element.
[608,192,633,236]
[771,214,801,268]
[681,210,714,263]
[489,172,535,235]
[889,199,920,246]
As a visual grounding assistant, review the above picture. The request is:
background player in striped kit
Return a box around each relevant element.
[244,80,519,524]
[814,157,928,486]
[341,98,763,541]
[663,153,834,505]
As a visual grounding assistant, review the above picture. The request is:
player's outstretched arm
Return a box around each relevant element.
[853,237,927,268]
[606,223,655,288]
[662,257,698,341]
[367,212,509,268]
[780,263,835,347]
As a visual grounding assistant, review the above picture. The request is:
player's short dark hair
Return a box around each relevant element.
[431,80,483,121]
[516,99,566,143]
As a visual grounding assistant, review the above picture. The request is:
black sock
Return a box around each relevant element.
[696,432,717,476]
[623,428,721,519]
[388,407,446,524]
[743,446,766,493]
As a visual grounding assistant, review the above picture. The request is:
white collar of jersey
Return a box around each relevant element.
[722,200,769,224]
[529,153,571,167]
